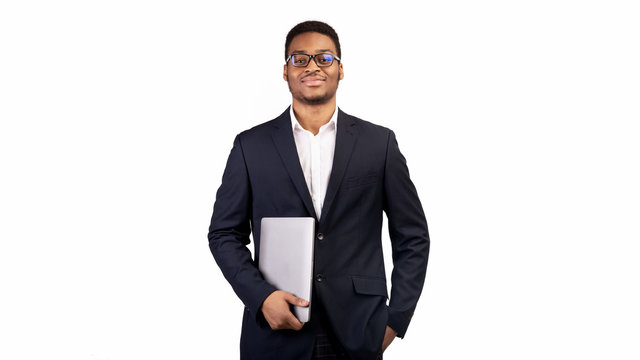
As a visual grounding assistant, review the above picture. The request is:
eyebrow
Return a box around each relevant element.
[291,49,334,54]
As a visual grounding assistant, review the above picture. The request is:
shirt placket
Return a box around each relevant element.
[311,133,322,218]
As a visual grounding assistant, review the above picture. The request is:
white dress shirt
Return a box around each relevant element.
[290,106,338,219]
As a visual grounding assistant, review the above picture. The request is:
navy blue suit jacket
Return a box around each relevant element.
[208,108,429,360]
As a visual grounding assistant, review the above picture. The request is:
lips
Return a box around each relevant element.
[302,76,325,86]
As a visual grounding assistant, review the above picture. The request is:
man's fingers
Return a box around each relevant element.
[269,309,304,331]
[284,293,309,307]
[261,291,307,331]
[277,293,306,330]
[284,312,305,331]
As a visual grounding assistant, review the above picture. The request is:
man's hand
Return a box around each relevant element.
[260,290,309,331]
[382,326,397,352]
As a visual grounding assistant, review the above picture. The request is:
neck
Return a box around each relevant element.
[291,97,337,135]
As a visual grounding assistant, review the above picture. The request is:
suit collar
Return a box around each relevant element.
[271,108,317,219]
[321,108,358,224]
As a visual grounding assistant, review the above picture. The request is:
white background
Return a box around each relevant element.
[1,1,639,359]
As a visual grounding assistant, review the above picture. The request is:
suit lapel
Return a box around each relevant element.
[321,109,358,224]
[271,108,317,219]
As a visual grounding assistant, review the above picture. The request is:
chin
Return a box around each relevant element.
[299,90,337,105]
[302,96,331,105]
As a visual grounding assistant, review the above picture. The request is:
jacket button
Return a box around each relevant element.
[315,274,325,282]
[317,233,324,241]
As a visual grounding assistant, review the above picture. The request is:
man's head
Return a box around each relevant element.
[283,21,344,106]
[284,21,341,61]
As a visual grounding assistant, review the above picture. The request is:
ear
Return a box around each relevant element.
[339,63,344,80]
[283,64,288,81]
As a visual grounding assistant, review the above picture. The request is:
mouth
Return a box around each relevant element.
[302,76,326,87]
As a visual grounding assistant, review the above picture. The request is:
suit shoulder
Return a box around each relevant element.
[235,112,286,144]
[341,111,394,139]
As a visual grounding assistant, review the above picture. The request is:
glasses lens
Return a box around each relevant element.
[291,55,309,67]
[316,54,334,67]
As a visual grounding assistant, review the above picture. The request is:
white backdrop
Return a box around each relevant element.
[1,1,639,359]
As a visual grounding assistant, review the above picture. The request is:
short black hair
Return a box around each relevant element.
[285,20,341,61]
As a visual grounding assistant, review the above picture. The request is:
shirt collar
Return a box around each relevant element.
[290,105,338,133]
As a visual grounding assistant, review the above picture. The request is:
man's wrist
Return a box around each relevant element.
[386,325,398,338]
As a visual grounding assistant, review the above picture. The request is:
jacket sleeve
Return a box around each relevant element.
[383,130,430,338]
[208,134,277,323]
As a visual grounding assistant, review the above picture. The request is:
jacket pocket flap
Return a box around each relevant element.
[345,173,380,188]
[352,276,388,298]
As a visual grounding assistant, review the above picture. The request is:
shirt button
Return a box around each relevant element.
[315,274,325,283]
[317,233,324,241]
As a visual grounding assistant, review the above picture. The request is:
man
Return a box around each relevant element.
[208,21,429,360]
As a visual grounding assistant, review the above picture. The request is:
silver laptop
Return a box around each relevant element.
[259,217,315,322]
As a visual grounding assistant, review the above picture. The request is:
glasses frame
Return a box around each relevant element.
[285,53,341,68]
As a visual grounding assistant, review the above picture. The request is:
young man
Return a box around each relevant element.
[208,21,430,360]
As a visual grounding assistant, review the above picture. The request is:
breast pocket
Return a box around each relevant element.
[345,172,381,189]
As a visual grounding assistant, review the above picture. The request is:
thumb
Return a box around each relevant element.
[284,293,309,307]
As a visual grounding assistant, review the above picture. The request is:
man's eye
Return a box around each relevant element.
[319,55,334,64]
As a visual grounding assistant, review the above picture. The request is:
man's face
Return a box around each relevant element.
[283,32,344,105]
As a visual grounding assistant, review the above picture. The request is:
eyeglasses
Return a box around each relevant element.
[286,53,341,67]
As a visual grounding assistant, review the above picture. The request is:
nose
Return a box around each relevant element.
[305,57,321,72]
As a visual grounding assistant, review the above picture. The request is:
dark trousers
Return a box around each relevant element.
[311,332,348,359]
[311,330,383,360]
[309,292,383,360]
[311,308,348,360]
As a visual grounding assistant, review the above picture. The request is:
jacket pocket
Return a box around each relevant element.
[352,276,388,298]
[345,173,380,188]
